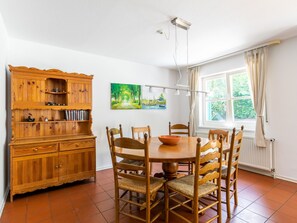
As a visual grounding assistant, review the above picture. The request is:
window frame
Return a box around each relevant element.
[200,67,256,131]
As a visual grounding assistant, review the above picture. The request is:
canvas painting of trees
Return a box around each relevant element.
[111,83,167,110]
[111,83,142,109]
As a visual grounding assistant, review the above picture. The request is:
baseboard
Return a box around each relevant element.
[239,164,274,177]
[239,164,297,183]
[274,175,297,184]
[0,186,9,218]
[96,164,112,171]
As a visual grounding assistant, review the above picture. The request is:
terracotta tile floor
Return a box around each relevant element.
[1,165,297,223]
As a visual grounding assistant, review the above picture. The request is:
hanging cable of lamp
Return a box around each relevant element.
[145,17,207,96]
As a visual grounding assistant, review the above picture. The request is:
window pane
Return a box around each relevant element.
[233,99,256,120]
[206,101,226,121]
[206,77,226,99]
[231,72,251,97]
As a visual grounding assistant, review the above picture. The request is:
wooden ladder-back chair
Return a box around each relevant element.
[208,129,229,162]
[165,137,224,223]
[208,129,229,143]
[222,126,244,218]
[106,124,123,148]
[110,133,165,223]
[131,125,151,140]
[131,125,152,174]
[169,122,193,175]
[106,125,144,171]
[169,122,190,136]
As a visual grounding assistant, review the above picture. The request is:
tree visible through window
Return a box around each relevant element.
[202,69,256,128]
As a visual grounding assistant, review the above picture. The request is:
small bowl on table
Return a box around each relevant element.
[158,135,181,146]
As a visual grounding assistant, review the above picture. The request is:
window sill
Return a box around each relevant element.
[196,126,255,138]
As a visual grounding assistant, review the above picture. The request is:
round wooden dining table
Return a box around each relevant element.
[148,136,207,179]
[115,136,229,180]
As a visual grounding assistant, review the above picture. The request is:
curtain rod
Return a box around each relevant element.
[189,40,281,68]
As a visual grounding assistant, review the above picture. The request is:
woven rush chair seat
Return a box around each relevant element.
[221,166,235,178]
[119,176,165,196]
[119,159,144,166]
[166,175,218,198]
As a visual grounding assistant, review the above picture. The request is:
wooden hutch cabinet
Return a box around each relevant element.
[9,66,96,202]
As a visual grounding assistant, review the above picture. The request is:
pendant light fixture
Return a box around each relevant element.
[146,17,207,96]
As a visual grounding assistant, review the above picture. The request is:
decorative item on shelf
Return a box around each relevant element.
[158,135,181,145]
[44,117,48,122]
[46,101,54,106]
[45,102,66,106]
[52,88,59,92]
[25,113,35,122]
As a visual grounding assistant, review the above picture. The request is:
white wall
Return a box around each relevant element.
[179,36,297,182]
[0,13,8,215]
[8,38,183,169]
[265,37,297,182]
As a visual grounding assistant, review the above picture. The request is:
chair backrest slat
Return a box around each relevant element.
[169,122,190,136]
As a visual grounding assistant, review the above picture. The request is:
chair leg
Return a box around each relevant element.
[190,162,194,175]
[165,185,169,223]
[146,195,151,223]
[115,189,120,223]
[217,188,222,223]
[188,162,191,175]
[150,162,153,175]
[226,182,231,219]
[234,178,238,205]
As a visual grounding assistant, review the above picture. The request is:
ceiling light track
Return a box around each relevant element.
[145,84,207,95]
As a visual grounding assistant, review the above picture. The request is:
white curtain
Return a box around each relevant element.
[245,47,268,147]
[188,67,200,136]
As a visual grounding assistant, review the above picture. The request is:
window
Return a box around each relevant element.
[201,68,256,129]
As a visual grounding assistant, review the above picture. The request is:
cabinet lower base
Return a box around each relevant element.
[10,174,96,202]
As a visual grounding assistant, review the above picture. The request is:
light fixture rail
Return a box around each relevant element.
[145,85,207,94]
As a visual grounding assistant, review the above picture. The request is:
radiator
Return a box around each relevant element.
[197,132,275,175]
[240,137,275,173]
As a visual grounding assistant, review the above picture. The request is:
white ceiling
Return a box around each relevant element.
[1,0,297,69]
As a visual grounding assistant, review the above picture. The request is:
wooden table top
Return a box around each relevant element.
[115,137,229,163]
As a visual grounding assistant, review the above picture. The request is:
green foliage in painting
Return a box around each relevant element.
[111,83,141,109]
[141,93,166,109]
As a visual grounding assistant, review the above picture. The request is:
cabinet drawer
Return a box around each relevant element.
[60,139,95,151]
[12,143,58,157]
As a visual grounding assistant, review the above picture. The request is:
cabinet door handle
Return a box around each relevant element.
[59,164,63,168]
[55,165,59,169]
[33,148,38,152]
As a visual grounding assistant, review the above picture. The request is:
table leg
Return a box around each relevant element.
[162,162,178,180]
